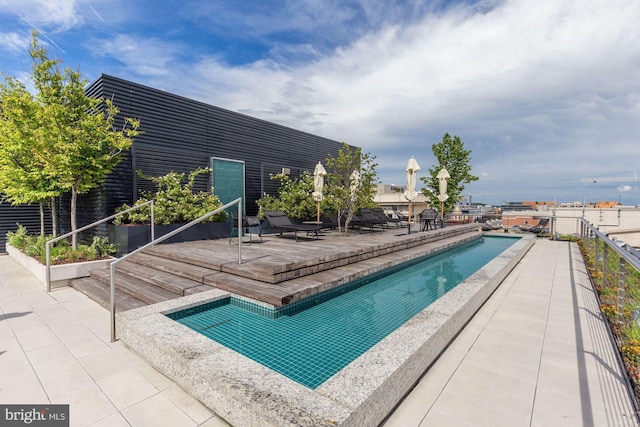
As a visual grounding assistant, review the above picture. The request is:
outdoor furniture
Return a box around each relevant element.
[321,213,339,230]
[521,217,549,234]
[478,218,502,231]
[419,208,439,231]
[392,207,409,222]
[372,208,403,228]
[229,214,262,245]
[264,211,322,241]
[359,209,388,229]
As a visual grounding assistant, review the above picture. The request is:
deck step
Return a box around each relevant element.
[71,277,146,311]
[115,260,205,296]
[126,252,219,281]
[90,268,181,305]
[203,273,294,306]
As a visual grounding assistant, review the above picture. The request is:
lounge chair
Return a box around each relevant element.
[341,210,377,231]
[392,207,409,222]
[321,213,339,230]
[521,217,549,234]
[359,209,388,230]
[263,211,322,241]
[477,218,502,232]
[372,207,403,228]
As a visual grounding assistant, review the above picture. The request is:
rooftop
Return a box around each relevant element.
[0,233,638,426]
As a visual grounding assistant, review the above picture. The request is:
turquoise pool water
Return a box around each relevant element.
[168,236,518,389]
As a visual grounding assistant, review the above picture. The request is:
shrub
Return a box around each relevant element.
[256,171,322,220]
[5,225,115,265]
[114,168,226,225]
[6,224,29,249]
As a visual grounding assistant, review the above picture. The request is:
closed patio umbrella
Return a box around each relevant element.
[437,167,450,225]
[404,157,420,231]
[349,169,360,203]
[312,162,327,222]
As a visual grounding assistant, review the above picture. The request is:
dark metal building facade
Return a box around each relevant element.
[0,74,345,252]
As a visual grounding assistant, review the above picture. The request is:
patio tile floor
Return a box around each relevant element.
[1,238,638,426]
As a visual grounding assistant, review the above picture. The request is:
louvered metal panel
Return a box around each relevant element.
[0,202,53,252]
[0,74,348,251]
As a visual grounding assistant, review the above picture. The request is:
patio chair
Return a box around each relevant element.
[372,207,403,228]
[418,208,439,231]
[229,213,262,245]
[264,211,321,241]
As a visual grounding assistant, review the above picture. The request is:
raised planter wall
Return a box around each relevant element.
[108,222,232,256]
[6,243,114,290]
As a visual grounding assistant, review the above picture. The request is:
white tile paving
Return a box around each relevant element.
[0,254,227,427]
[1,238,638,426]
[384,239,639,427]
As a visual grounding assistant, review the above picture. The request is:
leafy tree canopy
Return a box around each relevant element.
[0,31,141,248]
[325,143,379,233]
[420,133,478,212]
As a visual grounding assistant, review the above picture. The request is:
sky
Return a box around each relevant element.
[1,0,639,206]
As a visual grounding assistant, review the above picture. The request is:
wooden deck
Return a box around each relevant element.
[72,223,481,310]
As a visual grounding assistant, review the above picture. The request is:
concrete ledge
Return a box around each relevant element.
[117,233,534,426]
[6,243,114,289]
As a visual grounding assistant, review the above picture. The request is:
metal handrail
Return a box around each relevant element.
[45,200,155,292]
[109,197,242,342]
[580,219,640,272]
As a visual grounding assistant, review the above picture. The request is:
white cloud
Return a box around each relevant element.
[4,0,638,204]
[0,31,29,54]
[91,34,183,77]
[83,0,640,203]
[0,0,82,32]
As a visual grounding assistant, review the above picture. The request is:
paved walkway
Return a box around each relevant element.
[384,239,639,427]
[1,239,638,426]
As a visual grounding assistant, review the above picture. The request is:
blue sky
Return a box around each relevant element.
[1,0,639,206]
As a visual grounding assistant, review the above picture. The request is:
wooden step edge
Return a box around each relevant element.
[70,277,147,312]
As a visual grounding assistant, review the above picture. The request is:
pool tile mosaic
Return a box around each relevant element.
[168,236,517,389]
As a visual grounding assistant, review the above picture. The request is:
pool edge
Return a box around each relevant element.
[116,233,535,427]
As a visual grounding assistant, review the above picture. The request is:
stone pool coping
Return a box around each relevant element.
[117,233,535,427]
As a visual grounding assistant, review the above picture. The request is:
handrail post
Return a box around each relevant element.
[109,197,242,342]
[110,262,116,342]
[238,200,242,264]
[46,241,51,292]
[151,200,155,241]
[43,199,155,293]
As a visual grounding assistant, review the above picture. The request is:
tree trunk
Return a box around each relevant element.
[50,197,58,237]
[39,202,45,236]
[71,188,78,250]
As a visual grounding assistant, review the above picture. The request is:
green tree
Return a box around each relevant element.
[420,133,478,213]
[0,67,64,235]
[325,143,378,234]
[28,32,140,249]
[256,171,319,220]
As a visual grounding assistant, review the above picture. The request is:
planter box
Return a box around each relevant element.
[6,243,114,290]
[108,222,232,256]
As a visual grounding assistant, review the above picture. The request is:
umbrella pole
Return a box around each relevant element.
[317,201,321,223]
[440,201,444,228]
[407,202,412,234]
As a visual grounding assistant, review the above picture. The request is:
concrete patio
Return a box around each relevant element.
[1,237,638,426]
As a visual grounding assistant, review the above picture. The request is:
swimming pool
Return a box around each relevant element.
[167,236,517,389]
